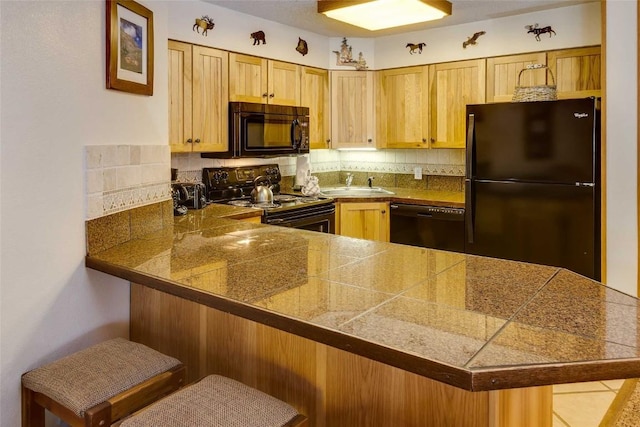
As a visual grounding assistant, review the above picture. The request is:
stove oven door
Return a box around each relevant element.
[264,204,335,234]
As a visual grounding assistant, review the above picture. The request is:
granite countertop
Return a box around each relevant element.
[85,201,640,392]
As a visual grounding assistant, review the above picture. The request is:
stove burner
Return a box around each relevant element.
[273,195,298,203]
[252,202,280,209]
[228,200,252,207]
[299,197,319,203]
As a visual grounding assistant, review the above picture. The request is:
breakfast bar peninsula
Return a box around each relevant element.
[86,203,640,427]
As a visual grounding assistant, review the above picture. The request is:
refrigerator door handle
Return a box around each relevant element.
[466,114,475,178]
[465,179,474,244]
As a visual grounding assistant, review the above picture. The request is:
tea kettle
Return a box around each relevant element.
[251,176,274,204]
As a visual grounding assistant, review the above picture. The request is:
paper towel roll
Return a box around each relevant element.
[295,155,310,187]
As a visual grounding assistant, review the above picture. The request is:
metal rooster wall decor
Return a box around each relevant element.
[193,16,215,36]
[462,31,486,48]
[525,24,556,41]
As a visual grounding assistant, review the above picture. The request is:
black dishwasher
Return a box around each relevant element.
[390,204,465,253]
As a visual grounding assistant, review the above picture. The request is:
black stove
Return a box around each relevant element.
[202,164,335,233]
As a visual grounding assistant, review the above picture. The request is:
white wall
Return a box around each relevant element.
[605,0,638,296]
[375,2,601,68]
[0,1,169,425]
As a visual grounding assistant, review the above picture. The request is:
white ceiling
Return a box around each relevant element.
[202,0,596,38]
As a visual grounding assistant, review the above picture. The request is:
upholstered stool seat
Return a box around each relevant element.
[22,338,185,427]
[120,374,307,427]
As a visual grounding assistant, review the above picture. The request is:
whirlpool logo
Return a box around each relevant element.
[574,112,589,118]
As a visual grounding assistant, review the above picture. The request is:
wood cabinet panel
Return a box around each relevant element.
[486,53,547,103]
[192,45,228,152]
[131,285,553,427]
[377,66,430,148]
[337,202,389,242]
[230,53,300,105]
[429,59,486,149]
[268,60,301,106]
[547,46,601,99]
[301,67,330,149]
[168,41,228,153]
[168,41,192,153]
[229,53,267,103]
[330,71,376,149]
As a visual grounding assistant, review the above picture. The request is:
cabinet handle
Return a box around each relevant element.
[326,139,331,143]
[430,138,436,143]
[422,138,427,143]
[187,138,193,143]
[381,210,386,214]
[262,93,268,98]
[367,138,373,143]
[194,138,201,143]
[269,93,275,98]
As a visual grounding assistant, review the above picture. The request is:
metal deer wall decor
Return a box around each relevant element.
[525,24,556,41]
[193,15,215,36]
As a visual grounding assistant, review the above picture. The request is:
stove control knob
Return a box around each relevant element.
[221,171,229,181]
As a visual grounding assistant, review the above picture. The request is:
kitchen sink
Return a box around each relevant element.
[320,186,395,197]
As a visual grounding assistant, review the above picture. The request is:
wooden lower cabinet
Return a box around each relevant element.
[336,202,390,242]
[131,284,553,427]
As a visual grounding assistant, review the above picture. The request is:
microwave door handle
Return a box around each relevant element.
[290,119,300,149]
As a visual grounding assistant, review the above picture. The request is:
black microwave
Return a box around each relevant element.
[201,102,309,158]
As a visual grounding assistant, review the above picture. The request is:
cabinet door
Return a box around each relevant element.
[168,41,193,153]
[486,53,547,103]
[268,60,301,106]
[229,53,268,103]
[378,66,429,149]
[337,202,389,242]
[429,59,486,149]
[301,67,330,149]
[547,46,601,99]
[192,46,228,152]
[330,71,376,149]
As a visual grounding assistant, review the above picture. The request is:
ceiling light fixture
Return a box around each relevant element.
[318,0,452,31]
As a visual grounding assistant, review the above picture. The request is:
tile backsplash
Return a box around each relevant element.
[171,148,465,182]
[85,145,171,220]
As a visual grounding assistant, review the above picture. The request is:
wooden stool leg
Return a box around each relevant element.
[22,384,45,427]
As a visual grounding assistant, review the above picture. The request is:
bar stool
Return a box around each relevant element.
[119,374,307,427]
[21,337,185,427]
[600,378,640,426]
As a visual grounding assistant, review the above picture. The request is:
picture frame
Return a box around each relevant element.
[106,0,154,95]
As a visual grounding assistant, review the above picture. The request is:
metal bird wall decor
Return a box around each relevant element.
[462,31,486,49]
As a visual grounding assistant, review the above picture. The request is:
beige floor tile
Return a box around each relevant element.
[553,413,570,427]
[601,379,626,391]
[553,391,616,427]
[554,381,609,394]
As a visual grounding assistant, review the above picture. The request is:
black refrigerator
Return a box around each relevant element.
[465,98,601,280]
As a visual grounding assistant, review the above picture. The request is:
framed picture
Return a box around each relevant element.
[106,0,154,95]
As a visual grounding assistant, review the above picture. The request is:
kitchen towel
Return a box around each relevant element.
[295,155,311,188]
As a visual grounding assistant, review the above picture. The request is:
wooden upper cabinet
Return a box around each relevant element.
[268,60,301,106]
[486,52,547,103]
[301,67,330,149]
[330,71,376,149]
[377,66,429,149]
[429,59,486,149]
[168,41,192,153]
[229,53,300,105]
[547,46,601,99]
[168,41,228,153]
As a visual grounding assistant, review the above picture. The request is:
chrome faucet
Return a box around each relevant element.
[345,173,353,187]
[367,176,374,188]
